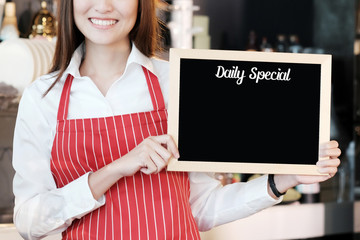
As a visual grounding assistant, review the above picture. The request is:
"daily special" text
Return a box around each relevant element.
[215,66,291,85]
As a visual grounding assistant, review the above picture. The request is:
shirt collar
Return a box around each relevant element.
[62,43,84,80]
[127,42,155,74]
[62,42,156,80]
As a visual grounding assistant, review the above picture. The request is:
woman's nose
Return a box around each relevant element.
[94,0,114,14]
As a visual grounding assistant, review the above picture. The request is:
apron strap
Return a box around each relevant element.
[57,74,74,121]
[142,66,166,110]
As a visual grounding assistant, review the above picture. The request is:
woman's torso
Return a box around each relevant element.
[47,46,200,239]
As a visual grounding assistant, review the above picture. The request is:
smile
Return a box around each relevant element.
[89,18,118,26]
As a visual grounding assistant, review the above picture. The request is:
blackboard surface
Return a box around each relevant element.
[168,49,331,174]
[178,59,321,165]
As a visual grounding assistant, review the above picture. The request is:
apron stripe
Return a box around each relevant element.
[175,172,189,240]
[67,121,82,178]
[129,115,138,146]
[110,116,122,158]
[108,116,125,239]
[73,120,87,175]
[173,173,182,239]
[81,120,91,170]
[149,175,159,240]
[140,173,150,239]
[91,119,101,170]
[120,115,130,153]
[50,68,200,239]
[165,173,174,239]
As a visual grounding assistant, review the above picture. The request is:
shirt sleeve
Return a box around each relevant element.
[189,172,282,231]
[12,88,105,240]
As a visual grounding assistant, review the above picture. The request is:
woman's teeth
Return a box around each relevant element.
[90,18,117,26]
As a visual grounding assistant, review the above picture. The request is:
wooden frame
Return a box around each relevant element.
[167,48,332,175]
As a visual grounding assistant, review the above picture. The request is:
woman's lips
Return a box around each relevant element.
[89,18,118,28]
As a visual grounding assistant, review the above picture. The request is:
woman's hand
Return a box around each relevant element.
[114,135,180,177]
[89,135,179,200]
[294,140,341,184]
[268,140,341,199]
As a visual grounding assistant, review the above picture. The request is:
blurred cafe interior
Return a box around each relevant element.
[0,0,359,239]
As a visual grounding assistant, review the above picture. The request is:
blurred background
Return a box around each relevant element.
[0,0,359,239]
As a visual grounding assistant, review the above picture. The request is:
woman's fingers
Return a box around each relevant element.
[139,135,179,175]
[319,148,341,158]
[319,140,341,158]
[317,165,339,175]
[316,158,340,177]
[316,140,341,178]
[151,135,180,159]
[316,158,341,168]
[149,150,168,173]
[140,156,158,175]
[319,140,339,150]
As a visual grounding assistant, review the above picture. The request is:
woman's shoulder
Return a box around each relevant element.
[151,57,169,74]
[151,57,170,81]
[20,71,65,116]
[25,71,64,98]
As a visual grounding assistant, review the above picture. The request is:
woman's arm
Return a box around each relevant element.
[189,173,281,231]
[189,140,341,231]
[13,89,105,239]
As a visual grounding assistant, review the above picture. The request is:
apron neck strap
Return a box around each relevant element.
[142,66,166,111]
[57,74,74,121]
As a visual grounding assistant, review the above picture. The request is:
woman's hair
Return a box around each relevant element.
[44,0,161,96]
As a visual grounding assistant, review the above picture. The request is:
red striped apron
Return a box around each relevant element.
[50,67,200,240]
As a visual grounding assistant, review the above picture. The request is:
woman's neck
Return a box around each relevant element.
[80,39,132,96]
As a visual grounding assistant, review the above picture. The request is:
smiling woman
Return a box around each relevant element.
[44,0,160,96]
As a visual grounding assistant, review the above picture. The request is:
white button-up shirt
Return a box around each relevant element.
[12,43,281,239]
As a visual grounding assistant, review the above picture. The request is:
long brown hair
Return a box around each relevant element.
[44,0,161,96]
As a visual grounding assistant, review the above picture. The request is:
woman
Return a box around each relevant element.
[12,0,341,239]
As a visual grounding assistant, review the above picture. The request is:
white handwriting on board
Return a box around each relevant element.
[215,66,291,85]
[215,66,246,85]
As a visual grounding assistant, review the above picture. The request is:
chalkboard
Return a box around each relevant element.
[167,49,331,175]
